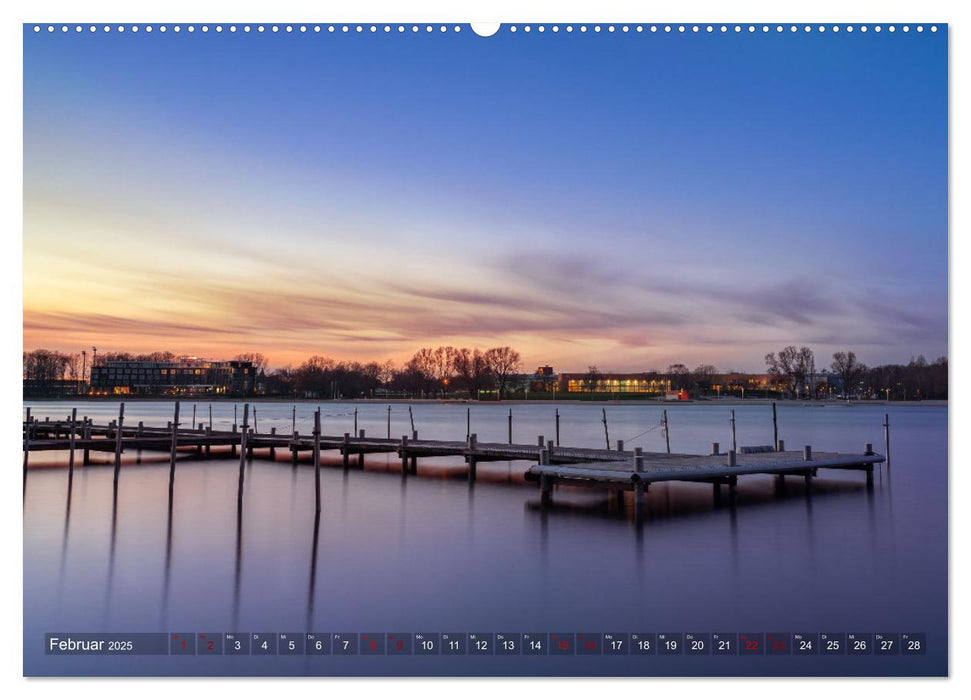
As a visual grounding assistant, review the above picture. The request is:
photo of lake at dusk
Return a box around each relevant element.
[21,18,948,680]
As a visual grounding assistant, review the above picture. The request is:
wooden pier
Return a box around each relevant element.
[22,409,886,517]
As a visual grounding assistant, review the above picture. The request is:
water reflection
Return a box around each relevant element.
[161,490,174,623]
[103,488,119,626]
[306,512,321,631]
[232,502,243,629]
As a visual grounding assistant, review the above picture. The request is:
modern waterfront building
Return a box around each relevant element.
[90,357,254,395]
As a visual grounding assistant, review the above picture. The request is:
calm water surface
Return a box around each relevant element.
[23,401,947,676]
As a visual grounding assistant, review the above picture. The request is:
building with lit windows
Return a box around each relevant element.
[90,357,254,395]
[556,372,671,395]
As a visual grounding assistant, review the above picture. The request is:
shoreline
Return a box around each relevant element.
[21,397,947,408]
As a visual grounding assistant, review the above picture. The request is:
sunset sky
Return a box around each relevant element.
[23,24,947,372]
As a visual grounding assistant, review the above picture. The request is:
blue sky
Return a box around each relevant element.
[23,24,947,371]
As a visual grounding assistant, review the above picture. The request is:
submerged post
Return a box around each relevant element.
[884,413,891,469]
[663,410,671,454]
[730,409,737,454]
[168,401,181,495]
[772,402,779,451]
[112,403,125,489]
[602,408,610,450]
[236,403,249,507]
[314,409,321,513]
[555,408,560,446]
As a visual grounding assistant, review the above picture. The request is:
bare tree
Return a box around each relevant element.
[666,363,691,391]
[452,348,492,397]
[235,352,268,374]
[765,346,802,397]
[431,346,457,397]
[693,364,717,395]
[583,365,603,392]
[832,351,866,399]
[484,347,522,400]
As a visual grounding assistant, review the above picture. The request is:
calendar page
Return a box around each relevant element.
[21,16,948,679]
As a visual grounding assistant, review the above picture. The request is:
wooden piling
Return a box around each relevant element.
[663,410,671,454]
[358,429,365,468]
[387,405,391,439]
[236,403,249,507]
[711,442,720,456]
[209,404,213,430]
[270,427,277,459]
[313,410,321,513]
[466,407,471,441]
[292,405,296,437]
[253,406,258,434]
[616,439,624,453]
[803,445,812,461]
[168,401,180,495]
[22,407,31,485]
[82,419,91,465]
[778,439,786,452]
[292,430,299,467]
[884,413,891,469]
[408,406,415,433]
[400,435,409,474]
[354,407,358,435]
[205,425,211,455]
[730,409,737,454]
[192,404,197,431]
[67,408,77,480]
[772,402,779,451]
[410,430,418,474]
[555,408,560,446]
[634,446,644,474]
[467,433,477,482]
[602,408,610,450]
[727,449,736,467]
[343,432,350,469]
[112,403,125,489]
[508,408,513,444]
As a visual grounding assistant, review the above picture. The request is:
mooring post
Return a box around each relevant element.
[540,474,553,506]
[711,442,720,456]
[467,433,477,482]
[231,423,237,458]
[358,428,365,468]
[803,445,812,461]
[384,405,390,439]
[205,424,212,456]
[168,401,181,495]
[408,406,415,434]
[292,405,296,437]
[772,402,779,451]
[22,407,31,485]
[67,407,77,480]
[778,439,786,452]
[663,410,671,454]
[634,446,644,474]
[236,403,249,507]
[884,413,891,469]
[466,407,470,441]
[269,427,277,460]
[112,403,125,489]
[354,407,358,435]
[602,408,610,450]
[617,439,624,453]
[314,409,322,513]
[83,418,91,465]
[234,404,238,432]
[209,404,213,430]
[137,420,144,437]
[291,430,299,467]
[400,435,409,474]
[343,432,350,469]
[253,406,258,434]
[727,449,737,468]
[537,435,544,447]
[192,404,197,432]
[508,408,513,444]
[730,409,737,453]
[410,430,418,473]
[555,408,560,446]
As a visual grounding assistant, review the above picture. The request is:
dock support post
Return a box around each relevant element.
[253,406,258,434]
[291,431,299,467]
[634,482,647,519]
[314,410,321,513]
[466,407,470,441]
[247,428,254,459]
[83,419,91,465]
[727,449,736,468]
[67,408,77,481]
[354,407,358,435]
[209,404,213,431]
[269,427,277,460]
[602,408,610,450]
[168,401,181,497]
[231,424,237,457]
[205,425,211,456]
[555,408,560,446]
[508,408,513,444]
[236,404,249,507]
[711,442,719,455]
[467,433,477,483]
[773,402,779,451]
[291,406,296,437]
[192,404,197,432]
[778,439,785,452]
[112,403,125,490]
[730,409,737,454]
[713,481,721,505]
[866,464,874,488]
[803,445,812,461]
[410,430,418,474]
[617,439,624,453]
[358,429,365,468]
[343,433,350,469]
[22,407,31,486]
[728,475,738,504]
[884,413,891,469]
[196,422,203,456]
[400,435,409,474]
[541,474,553,506]
[663,410,670,453]
[634,447,644,474]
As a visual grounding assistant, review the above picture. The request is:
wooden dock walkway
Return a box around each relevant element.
[22,406,887,517]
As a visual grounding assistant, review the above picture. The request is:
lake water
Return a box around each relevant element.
[23,400,947,676]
